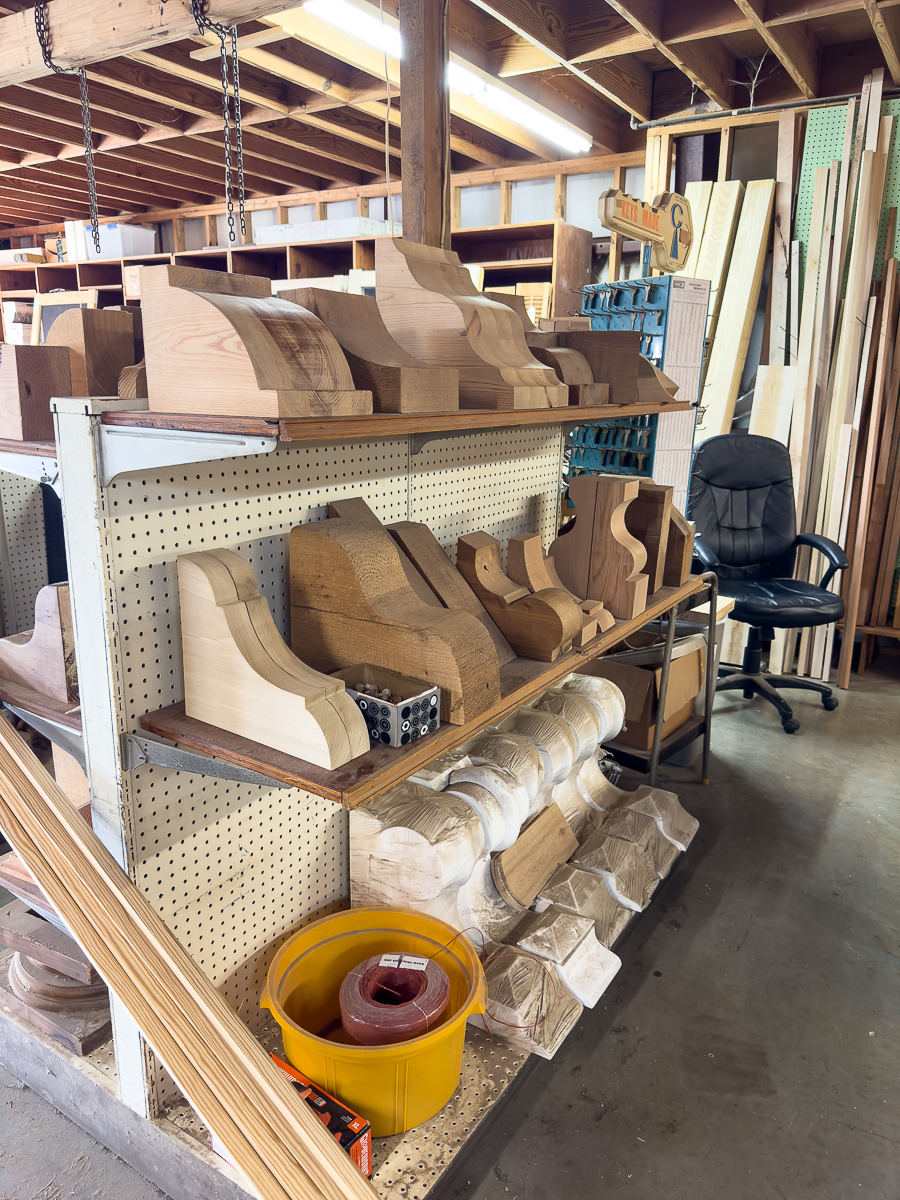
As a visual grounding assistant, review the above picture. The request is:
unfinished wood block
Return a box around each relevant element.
[45,308,135,397]
[512,905,621,1008]
[118,360,147,400]
[178,547,368,769]
[141,265,373,418]
[290,517,501,725]
[283,287,458,413]
[490,802,578,910]
[625,785,699,852]
[536,863,633,948]
[560,673,627,743]
[528,345,609,406]
[557,331,676,406]
[625,481,673,594]
[549,474,649,619]
[497,707,577,785]
[0,345,71,441]
[529,690,601,764]
[468,949,581,1059]
[507,532,614,646]
[326,498,443,608]
[0,584,77,704]
[375,238,568,411]
[447,761,530,830]
[662,507,695,587]
[389,521,515,664]
[463,731,545,810]
[484,291,537,331]
[456,532,582,661]
[571,829,658,912]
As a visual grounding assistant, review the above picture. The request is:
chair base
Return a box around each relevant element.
[716,626,839,733]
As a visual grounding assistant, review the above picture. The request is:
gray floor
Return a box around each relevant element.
[2,650,899,1200]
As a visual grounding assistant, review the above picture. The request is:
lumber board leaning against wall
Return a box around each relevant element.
[695,180,775,442]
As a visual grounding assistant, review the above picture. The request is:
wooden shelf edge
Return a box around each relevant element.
[0,438,57,458]
[99,403,692,444]
[0,676,82,731]
[138,576,709,809]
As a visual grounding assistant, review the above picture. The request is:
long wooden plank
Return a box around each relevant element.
[694,180,744,346]
[837,263,897,686]
[681,181,712,280]
[0,722,378,1200]
[696,180,775,440]
[0,0,307,87]
[770,110,802,367]
[749,364,796,444]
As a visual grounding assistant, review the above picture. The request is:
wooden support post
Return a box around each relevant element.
[608,165,626,284]
[204,214,218,247]
[356,197,368,218]
[399,0,451,249]
[554,174,566,221]
[315,200,328,222]
[500,180,512,225]
[172,217,186,254]
[276,205,289,225]
[718,127,734,183]
[451,186,462,231]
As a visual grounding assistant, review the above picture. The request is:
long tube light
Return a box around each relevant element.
[301,0,591,154]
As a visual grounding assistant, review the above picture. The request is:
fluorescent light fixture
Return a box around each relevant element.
[447,62,591,154]
[303,0,402,58]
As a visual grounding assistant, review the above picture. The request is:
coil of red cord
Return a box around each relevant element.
[339,953,451,1046]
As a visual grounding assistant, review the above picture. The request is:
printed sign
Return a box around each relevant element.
[599,189,693,273]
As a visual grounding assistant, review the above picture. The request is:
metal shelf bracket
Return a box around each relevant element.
[121,732,292,788]
[97,425,277,485]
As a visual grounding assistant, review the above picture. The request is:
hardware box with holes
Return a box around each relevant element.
[330,665,441,748]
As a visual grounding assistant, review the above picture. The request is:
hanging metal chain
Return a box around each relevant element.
[34,1,101,254]
[190,0,246,242]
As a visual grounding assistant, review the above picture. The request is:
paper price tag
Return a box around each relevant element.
[379,954,401,967]
[399,955,428,971]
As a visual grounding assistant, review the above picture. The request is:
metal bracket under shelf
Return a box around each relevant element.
[3,704,84,767]
[410,415,582,457]
[96,425,277,485]
[121,732,292,788]
[0,452,61,497]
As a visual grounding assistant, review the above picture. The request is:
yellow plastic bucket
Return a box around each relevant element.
[261,907,486,1136]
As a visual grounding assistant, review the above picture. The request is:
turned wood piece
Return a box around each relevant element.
[0,583,77,703]
[506,532,614,647]
[662,507,695,587]
[549,474,649,619]
[141,265,373,418]
[625,481,673,594]
[118,359,148,399]
[283,287,459,413]
[178,548,369,769]
[325,497,443,608]
[45,307,135,397]
[456,532,582,662]
[0,344,71,441]
[290,517,501,725]
[375,237,568,411]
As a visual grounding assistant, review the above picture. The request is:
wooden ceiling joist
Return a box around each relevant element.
[864,0,900,84]
[733,0,821,99]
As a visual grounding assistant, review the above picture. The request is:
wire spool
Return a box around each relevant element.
[340,954,450,1046]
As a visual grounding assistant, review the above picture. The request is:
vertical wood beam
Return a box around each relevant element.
[609,164,626,284]
[205,214,219,246]
[399,0,450,248]
[315,200,327,221]
[276,205,289,224]
[554,174,566,221]
[499,179,512,225]
[172,216,185,253]
[451,185,461,231]
[718,127,734,183]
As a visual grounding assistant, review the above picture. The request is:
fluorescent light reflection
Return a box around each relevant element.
[448,62,591,154]
[303,0,402,58]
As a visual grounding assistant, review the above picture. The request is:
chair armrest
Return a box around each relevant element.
[692,534,719,571]
[796,532,849,589]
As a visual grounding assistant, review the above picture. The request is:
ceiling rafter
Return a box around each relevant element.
[732,0,821,98]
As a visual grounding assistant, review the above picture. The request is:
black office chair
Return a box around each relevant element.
[687,433,849,734]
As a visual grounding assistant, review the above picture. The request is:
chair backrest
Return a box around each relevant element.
[687,434,796,581]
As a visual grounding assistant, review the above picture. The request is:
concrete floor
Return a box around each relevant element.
[1,651,899,1200]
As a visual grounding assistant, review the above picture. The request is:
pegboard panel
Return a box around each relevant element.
[409,426,563,566]
[872,98,900,279]
[101,440,407,1111]
[794,102,851,283]
[0,471,48,634]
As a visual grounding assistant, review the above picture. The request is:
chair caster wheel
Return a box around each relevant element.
[822,697,839,711]
[782,719,799,734]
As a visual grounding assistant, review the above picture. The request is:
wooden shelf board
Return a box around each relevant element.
[100,403,693,444]
[139,576,708,809]
[0,290,36,298]
[0,675,82,731]
[0,438,56,458]
[468,258,553,269]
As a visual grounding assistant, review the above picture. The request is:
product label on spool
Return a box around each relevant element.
[379,953,429,970]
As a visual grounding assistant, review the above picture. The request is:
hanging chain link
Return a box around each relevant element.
[34,1,101,254]
[190,0,246,242]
